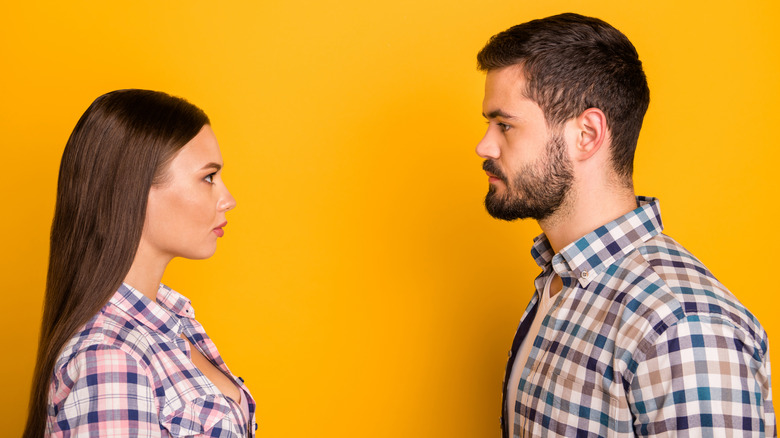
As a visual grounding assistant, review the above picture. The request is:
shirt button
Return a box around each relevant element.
[581,270,589,279]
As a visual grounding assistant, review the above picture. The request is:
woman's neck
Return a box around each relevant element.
[124,242,171,301]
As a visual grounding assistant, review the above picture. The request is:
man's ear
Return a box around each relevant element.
[570,108,607,161]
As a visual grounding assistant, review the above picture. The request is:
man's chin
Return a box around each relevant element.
[484,194,524,222]
[484,192,556,222]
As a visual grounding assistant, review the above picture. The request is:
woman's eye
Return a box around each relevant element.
[205,173,216,184]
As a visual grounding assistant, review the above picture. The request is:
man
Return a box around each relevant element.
[476,13,774,437]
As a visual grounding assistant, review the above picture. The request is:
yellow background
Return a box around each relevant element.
[2,1,778,436]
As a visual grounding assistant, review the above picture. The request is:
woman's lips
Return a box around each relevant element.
[213,221,227,237]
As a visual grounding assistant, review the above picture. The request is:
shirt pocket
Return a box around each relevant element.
[161,393,238,437]
[519,371,629,437]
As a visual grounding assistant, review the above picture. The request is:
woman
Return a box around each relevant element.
[24,89,256,437]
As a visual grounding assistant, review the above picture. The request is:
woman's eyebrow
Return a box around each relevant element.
[200,162,223,171]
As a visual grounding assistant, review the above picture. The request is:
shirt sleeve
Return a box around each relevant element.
[51,345,161,437]
[628,315,775,436]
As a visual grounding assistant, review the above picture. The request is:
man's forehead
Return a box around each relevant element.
[482,65,532,115]
[486,64,526,81]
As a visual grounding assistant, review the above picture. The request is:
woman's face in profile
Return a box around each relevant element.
[141,125,236,262]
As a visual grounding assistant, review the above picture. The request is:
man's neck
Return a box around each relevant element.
[540,186,637,255]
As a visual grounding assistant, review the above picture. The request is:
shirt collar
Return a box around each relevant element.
[109,283,196,339]
[156,283,196,319]
[530,196,663,287]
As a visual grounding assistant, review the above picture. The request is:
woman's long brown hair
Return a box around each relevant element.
[24,89,209,437]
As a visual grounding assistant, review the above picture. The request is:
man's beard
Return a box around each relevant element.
[483,134,574,221]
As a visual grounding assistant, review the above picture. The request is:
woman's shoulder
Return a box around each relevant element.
[55,301,163,376]
[46,321,163,435]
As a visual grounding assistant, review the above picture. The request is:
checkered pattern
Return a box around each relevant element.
[47,284,257,437]
[504,197,775,437]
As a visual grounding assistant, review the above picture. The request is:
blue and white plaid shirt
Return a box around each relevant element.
[502,196,775,437]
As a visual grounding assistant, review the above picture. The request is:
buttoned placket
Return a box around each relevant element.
[175,304,254,436]
[511,259,575,436]
[175,306,195,358]
[547,254,575,313]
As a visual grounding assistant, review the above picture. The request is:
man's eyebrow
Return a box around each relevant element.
[482,109,517,120]
[200,162,223,171]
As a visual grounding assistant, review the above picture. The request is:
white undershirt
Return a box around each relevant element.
[506,274,557,434]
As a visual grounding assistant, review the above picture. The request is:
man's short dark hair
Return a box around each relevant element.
[477,13,650,183]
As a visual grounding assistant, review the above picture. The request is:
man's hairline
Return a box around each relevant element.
[483,63,568,131]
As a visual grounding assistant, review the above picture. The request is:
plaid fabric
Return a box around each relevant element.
[503,196,775,437]
[47,283,257,437]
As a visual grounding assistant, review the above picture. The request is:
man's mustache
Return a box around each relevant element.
[482,160,508,183]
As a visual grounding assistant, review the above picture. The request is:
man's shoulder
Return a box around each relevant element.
[633,232,720,293]
[614,232,767,352]
[633,232,732,305]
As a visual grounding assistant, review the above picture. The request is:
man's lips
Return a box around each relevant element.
[482,160,507,183]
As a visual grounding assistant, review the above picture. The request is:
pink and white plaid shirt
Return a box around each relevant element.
[47,283,257,437]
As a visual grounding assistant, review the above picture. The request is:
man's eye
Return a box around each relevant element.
[205,173,216,184]
[498,122,510,132]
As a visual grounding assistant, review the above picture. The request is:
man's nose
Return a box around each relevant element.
[476,130,500,159]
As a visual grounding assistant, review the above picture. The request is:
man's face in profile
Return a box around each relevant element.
[476,66,573,222]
